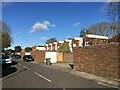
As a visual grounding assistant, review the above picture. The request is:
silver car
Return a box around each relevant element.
[0,54,12,66]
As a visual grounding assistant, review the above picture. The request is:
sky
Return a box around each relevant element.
[2,2,109,49]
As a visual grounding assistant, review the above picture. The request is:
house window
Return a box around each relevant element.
[85,41,92,46]
[73,44,76,47]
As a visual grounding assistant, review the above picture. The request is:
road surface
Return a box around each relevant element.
[1,58,113,89]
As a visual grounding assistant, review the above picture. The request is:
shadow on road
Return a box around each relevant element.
[11,61,18,66]
[0,61,18,78]
[0,66,17,78]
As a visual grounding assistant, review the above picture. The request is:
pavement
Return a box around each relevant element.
[43,62,120,89]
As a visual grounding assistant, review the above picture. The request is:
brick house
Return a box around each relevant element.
[72,37,83,47]
[57,41,64,51]
[84,34,108,46]
[52,42,58,51]
[44,37,83,52]
[65,37,83,52]
[32,45,45,51]
[45,42,58,51]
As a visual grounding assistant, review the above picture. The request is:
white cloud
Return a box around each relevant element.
[29,21,56,33]
[44,21,50,26]
[73,22,80,27]
[41,37,49,41]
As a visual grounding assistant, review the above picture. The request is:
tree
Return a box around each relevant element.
[25,47,32,52]
[79,21,119,38]
[4,49,14,54]
[80,29,87,37]
[89,22,110,36]
[59,42,70,53]
[14,46,22,52]
[106,1,119,22]
[104,1,120,37]
[80,28,91,37]
[0,21,12,50]
[109,21,120,36]
[46,38,57,44]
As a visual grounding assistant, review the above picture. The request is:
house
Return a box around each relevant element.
[65,39,73,52]
[57,41,64,51]
[32,45,45,51]
[52,42,58,51]
[45,42,58,51]
[72,37,83,47]
[65,37,83,52]
[44,37,83,52]
[84,34,108,46]
[108,34,120,43]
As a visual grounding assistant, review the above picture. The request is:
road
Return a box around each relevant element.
[1,58,113,89]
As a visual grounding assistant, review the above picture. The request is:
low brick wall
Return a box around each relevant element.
[73,44,120,79]
[63,53,73,63]
[20,52,25,58]
[31,51,45,63]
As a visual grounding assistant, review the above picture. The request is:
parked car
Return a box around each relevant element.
[0,54,12,66]
[23,55,34,62]
[14,54,21,59]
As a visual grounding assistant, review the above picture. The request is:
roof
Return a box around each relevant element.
[59,41,64,43]
[32,45,44,47]
[53,42,57,44]
[74,37,83,40]
[85,34,108,39]
[65,39,72,42]
[37,46,44,47]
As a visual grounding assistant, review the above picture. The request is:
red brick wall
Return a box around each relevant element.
[32,46,36,51]
[52,44,56,51]
[73,44,120,79]
[31,51,45,63]
[20,52,25,58]
[63,53,73,63]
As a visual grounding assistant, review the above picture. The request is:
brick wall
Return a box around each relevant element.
[31,51,45,63]
[20,52,25,58]
[63,53,73,63]
[73,44,120,79]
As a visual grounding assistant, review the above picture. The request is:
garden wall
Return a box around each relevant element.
[31,51,45,63]
[73,43,120,79]
[63,53,73,63]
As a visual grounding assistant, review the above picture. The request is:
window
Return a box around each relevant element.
[85,41,92,46]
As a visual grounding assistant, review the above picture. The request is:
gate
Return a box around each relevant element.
[57,52,63,62]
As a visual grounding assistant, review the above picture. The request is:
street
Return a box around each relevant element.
[1,58,112,89]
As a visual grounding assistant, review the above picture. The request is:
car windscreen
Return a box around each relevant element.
[25,55,32,58]
[16,55,20,57]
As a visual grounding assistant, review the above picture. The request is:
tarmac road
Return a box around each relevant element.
[1,58,113,89]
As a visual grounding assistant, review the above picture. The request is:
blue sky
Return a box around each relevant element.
[2,2,109,49]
